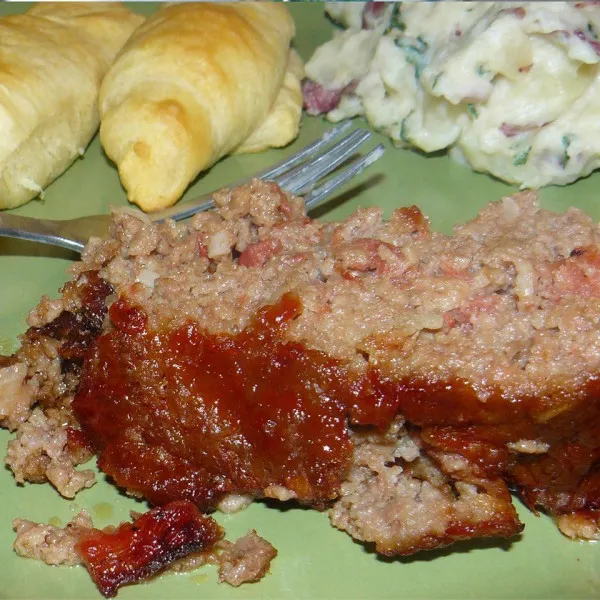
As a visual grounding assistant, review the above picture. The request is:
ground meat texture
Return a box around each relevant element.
[2,270,112,492]
[5,408,94,497]
[330,424,521,555]
[0,359,34,431]
[13,510,93,567]
[4,180,600,558]
[419,398,600,521]
[76,500,223,598]
[29,271,113,393]
[217,530,277,587]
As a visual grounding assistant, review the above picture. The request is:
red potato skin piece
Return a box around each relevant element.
[76,500,223,598]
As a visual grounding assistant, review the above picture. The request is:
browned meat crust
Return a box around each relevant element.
[12,505,277,595]
[72,294,355,510]
[1,271,112,496]
[76,500,223,598]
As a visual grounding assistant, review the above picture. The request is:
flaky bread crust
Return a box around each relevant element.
[236,49,305,155]
[98,2,296,212]
[0,2,144,209]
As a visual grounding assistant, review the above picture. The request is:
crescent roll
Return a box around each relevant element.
[98,2,300,212]
[0,3,144,210]
[236,49,305,155]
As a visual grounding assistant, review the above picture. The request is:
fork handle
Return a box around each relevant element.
[0,213,85,252]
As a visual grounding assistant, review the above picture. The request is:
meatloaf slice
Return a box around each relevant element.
[2,179,599,560]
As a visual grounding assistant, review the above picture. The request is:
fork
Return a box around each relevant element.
[0,122,384,253]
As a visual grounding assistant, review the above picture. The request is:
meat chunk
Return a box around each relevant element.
[3,270,112,492]
[330,423,521,555]
[217,530,277,587]
[12,501,226,598]
[556,511,600,541]
[5,408,94,497]
[0,360,35,431]
[76,500,223,598]
[13,510,93,566]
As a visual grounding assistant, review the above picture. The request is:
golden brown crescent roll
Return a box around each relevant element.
[0,3,144,210]
[236,49,305,155]
[98,2,299,212]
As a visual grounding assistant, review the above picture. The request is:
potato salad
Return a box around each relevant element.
[303,2,600,188]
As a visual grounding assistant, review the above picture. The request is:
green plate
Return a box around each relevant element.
[0,3,598,599]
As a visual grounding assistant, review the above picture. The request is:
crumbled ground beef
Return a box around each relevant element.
[13,509,276,594]
[5,408,94,497]
[217,530,277,587]
[330,420,521,555]
[13,510,93,566]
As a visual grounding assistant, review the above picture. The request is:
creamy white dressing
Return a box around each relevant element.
[306,2,600,188]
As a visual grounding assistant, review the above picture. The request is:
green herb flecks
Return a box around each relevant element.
[431,72,443,90]
[560,134,574,168]
[476,64,490,77]
[466,103,478,119]
[414,35,428,53]
[588,21,598,40]
[386,3,405,33]
[394,35,430,79]
[513,147,531,167]
[399,115,412,145]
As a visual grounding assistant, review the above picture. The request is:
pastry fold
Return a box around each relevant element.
[0,2,144,209]
[99,2,301,212]
[236,49,305,155]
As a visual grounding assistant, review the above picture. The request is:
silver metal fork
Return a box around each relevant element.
[0,122,384,253]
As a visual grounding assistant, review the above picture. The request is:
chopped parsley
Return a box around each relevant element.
[386,3,405,33]
[399,115,412,144]
[431,72,443,90]
[513,147,530,167]
[414,35,429,53]
[560,134,574,168]
[466,104,478,119]
[476,64,490,77]
[394,35,430,79]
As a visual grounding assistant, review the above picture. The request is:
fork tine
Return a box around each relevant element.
[304,143,385,211]
[255,120,353,181]
[274,128,373,195]
[151,122,355,223]
[151,123,381,224]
